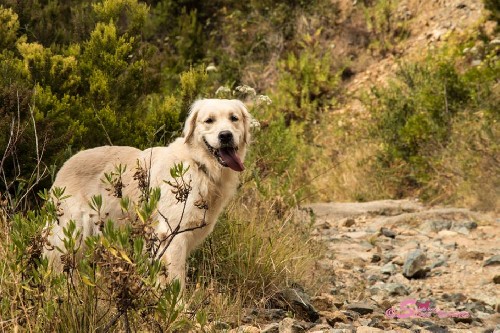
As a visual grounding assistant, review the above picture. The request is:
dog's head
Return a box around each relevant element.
[183,99,251,172]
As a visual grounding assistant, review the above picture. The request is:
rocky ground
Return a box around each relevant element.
[229,200,499,333]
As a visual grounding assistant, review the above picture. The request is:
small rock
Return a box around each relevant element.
[383,253,396,263]
[403,249,428,278]
[383,283,409,296]
[357,326,384,333]
[463,221,478,230]
[307,324,334,332]
[430,220,452,232]
[493,275,500,284]
[442,293,467,304]
[319,310,348,326]
[437,230,458,238]
[343,218,355,227]
[261,323,280,333]
[326,295,345,308]
[381,263,397,275]
[380,227,396,238]
[233,325,260,333]
[371,254,381,263]
[340,310,359,321]
[483,254,500,266]
[458,249,484,260]
[453,315,473,324]
[278,318,305,333]
[311,294,339,311]
[345,302,376,315]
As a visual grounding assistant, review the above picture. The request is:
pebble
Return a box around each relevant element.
[261,323,280,333]
[357,326,384,333]
[311,294,339,311]
[381,263,397,275]
[383,282,410,296]
[318,310,348,326]
[483,254,500,266]
[380,227,396,238]
[344,302,376,315]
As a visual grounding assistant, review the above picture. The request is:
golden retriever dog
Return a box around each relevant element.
[44,99,251,289]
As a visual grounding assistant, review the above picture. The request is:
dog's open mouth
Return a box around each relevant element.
[203,137,245,172]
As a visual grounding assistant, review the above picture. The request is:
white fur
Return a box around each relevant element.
[44,99,251,288]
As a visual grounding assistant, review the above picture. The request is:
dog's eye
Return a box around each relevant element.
[205,118,214,124]
[230,115,239,122]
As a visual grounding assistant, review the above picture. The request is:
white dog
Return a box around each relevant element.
[44,99,251,288]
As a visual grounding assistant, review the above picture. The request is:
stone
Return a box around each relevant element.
[403,249,428,278]
[371,254,381,263]
[462,221,478,230]
[278,318,305,333]
[261,323,280,333]
[233,325,260,333]
[383,282,409,296]
[318,310,348,326]
[344,302,376,315]
[483,254,500,266]
[307,324,335,332]
[437,230,458,238]
[458,249,484,260]
[357,326,384,333]
[380,227,396,238]
[273,287,319,322]
[429,220,452,232]
[343,218,355,227]
[381,263,397,275]
[311,294,339,312]
[493,275,500,284]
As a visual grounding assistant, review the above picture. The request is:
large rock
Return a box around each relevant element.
[272,287,320,322]
[403,249,428,278]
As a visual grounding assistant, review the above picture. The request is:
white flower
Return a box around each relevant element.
[250,117,261,129]
[215,86,231,97]
[255,94,272,106]
[234,85,256,97]
[206,64,217,72]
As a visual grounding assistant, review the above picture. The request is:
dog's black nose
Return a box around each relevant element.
[218,131,233,144]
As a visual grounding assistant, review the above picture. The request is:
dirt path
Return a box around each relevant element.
[231,201,499,333]
[306,200,499,332]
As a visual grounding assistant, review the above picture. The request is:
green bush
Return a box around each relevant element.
[370,44,499,199]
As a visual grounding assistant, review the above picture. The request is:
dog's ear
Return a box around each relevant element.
[235,100,251,146]
[183,101,200,143]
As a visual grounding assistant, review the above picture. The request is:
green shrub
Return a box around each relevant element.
[276,47,339,125]
[370,44,499,199]
[363,0,410,56]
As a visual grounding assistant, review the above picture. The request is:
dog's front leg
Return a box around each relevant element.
[162,235,188,291]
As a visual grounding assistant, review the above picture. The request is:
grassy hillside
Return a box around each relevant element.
[0,0,498,331]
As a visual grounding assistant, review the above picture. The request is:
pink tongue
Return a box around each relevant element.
[219,148,245,172]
